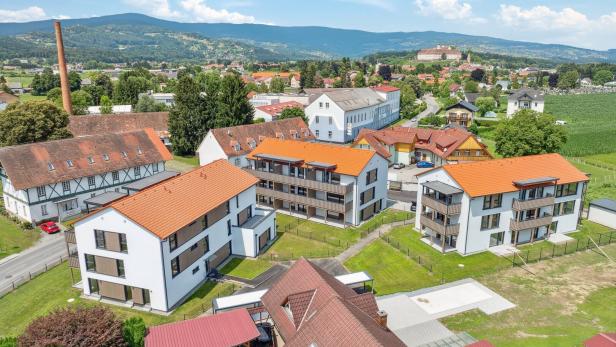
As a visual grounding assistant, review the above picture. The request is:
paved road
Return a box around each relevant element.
[0,233,67,290]
[402,94,440,127]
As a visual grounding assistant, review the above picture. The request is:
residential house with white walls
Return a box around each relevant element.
[304,86,400,143]
[0,129,172,223]
[197,117,314,168]
[70,160,276,312]
[506,88,545,116]
[245,138,389,226]
[415,154,588,254]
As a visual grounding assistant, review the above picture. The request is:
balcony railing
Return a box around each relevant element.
[512,195,555,211]
[256,187,351,213]
[68,251,79,268]
[510,213,553,231]
[420,214,460,236]
[245,168,353,195]
[64,229,76,244]
[422,195,462,215]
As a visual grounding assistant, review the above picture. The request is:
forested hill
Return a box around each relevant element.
[1,13,616,63]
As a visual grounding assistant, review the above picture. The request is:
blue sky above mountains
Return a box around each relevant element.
[2,1,615,50]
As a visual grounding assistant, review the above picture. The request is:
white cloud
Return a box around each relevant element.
[339,0,395,12]
[415,0,473,20]
[125,0,182,19]
[180,0,256,23]
[0,6,47,23]
[498,5,589,30]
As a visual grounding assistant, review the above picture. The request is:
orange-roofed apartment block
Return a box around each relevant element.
[72,160,276,312]
[415,154,589,254]
[246,138,389,227]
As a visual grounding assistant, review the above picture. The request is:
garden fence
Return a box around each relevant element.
[0,255,68,299]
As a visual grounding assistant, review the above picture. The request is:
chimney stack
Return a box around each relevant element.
[376,310,389,330]
[54,21,73,115]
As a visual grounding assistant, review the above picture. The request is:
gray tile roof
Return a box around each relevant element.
[305,88,385,111]
[590,198,616,212]
[508,88,544,102]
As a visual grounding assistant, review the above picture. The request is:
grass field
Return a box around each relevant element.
[0,263,235,337]
[0,215,40,260]
[442,243,616,346]
[166,155,199,172]
[569,153,616,203]
[218,257,273,279]
[6,76,33,87]
[545,93,616,157]
[17,93,46,102]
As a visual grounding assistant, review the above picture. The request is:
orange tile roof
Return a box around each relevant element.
[370,85,400,93]
[434,153,589,197]
[109,160,259,239]
[248,138,380,177]
[256,101,304,117]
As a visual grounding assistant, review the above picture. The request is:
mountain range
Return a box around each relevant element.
[1,13,616,64]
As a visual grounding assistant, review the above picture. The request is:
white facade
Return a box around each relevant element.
[254,109,275,122]
[74,186,276,312]
[197,131,249,168]
[305,89,400,143]
[415,168,586,255]
[249,93,312,108]
[588,203,616,229]
[506,90,545,116]
[1,162,165,223]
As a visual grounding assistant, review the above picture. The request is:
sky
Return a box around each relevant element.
[1,1,616,50]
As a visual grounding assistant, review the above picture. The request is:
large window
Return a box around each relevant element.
[119,234,128,252]
[62,181,71,193]
[360,187,375,205]
[553,200,576,216]
[85,254,96,271]
[481,214,500,230]
[555,183,578,198]
[482,194,502,210]
[169,234,178,252]
[88,278,99,294]
[36,186,46,198]
[117,259,125,277]
[171,257,180,277]
[95,230,106,249]
[366,168,378,185]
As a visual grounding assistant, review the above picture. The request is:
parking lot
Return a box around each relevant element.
[388,164,432,191]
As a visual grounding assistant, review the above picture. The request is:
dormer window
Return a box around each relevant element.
[137,147,143,155]
[234,144,241,151]
[103,154,110,161]
[121,151,128,159]
[66,160,74,168]
[87,156,95,165]
[47,162,55,171]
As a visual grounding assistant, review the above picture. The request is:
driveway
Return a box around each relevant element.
[376,279,515,347]
[402,94,440,128]
[388,165,432,191]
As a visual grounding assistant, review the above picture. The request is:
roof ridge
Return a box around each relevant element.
[0,128,150,151]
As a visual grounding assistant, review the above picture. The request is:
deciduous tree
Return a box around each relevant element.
[278,107,307,123]
[0,101,71,146]
[495,109,567,157]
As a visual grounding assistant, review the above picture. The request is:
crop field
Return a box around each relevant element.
[544,93,616,157]
[569,153,616,203]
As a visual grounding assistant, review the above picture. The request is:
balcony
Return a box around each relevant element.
[512,195,555,211]
[64,229,76,244]
[68,251,79,268]
[420,214,460,236]
[422,195,461,215]
[246,168,353,195]
[256,187,351,213]
[510,213,553,231]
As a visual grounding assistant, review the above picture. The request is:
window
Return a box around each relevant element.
[555,183,578,198]
[192,266,200,275]
[88,176,95,187]
[481,214,501,230]
[47,162,55,171]
[227,219,232,236]
[315,116,320,123]
[95,230,106,249]
[119,234,128,252]
[121,151,128,158]
[66,159,74,168]
[234,158,241,166]
[117,259,125,277]
[482,194,502,210]
[169,234,178,252]
[171,257,180,277]
[553,200,576,216]
[103,154,110,161]
[319,102,323,108]
[85,254,96,271]
[112,171,119,182]
[325,102,330,109]
[134,167,141,177]
[41,205,48,216]
[190,242,199,251]
[366,168,378,185]
[36,186,46,198]
[137,147,143,155]
[88,278,99,294]
[315,130,320,137]
[153,163,159,173]
[62,181,70,193]
[87,156,95,164]
[360,187,375,205]
[329,117,333,125]
[328,131,332,139]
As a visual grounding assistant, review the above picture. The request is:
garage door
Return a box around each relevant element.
[208,242,232,271]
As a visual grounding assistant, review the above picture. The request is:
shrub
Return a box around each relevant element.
[419,115,447,127]
[19,307,126,347]
[123,317,147,347]
[20,221,34,230]
[0,337,17,347]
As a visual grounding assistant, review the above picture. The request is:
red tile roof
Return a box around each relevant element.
[255,101,304,117]
[68,112,169,138]
[584,333,616,347]
[108,159,259,239]
[0,91,19,104]
[144,308,259,347]
[261,258,405,347]
[418,47,462,55]
[0,128,172,191]
[371,85,400,93]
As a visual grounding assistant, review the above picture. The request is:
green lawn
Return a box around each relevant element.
[442,243,616,346]
[17,93,46,102]
[344,239,439,295]
[0,215,40,260]
[569,153,616,204]
[166,155,199,172]
[384,226,511,282]
[261,232,343,260]
[6,76,34,87]
[218,257,273,279]
[0,263,235,337]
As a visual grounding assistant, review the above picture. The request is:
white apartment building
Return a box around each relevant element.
[139,91,175,107]
[245,138,389,226]
[0,129,172,223]
[415,154,588,254]
[71,160,276,312]
[304,86,400,143]
[507,88,545,116]
[197,118,314,168]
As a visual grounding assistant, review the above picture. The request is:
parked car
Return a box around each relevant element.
[416,161,435,168]
[393,163,406,169]
[40,221,60,234]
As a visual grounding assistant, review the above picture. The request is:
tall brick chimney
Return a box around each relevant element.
[54,21,73,115]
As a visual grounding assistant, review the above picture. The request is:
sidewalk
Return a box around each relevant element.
[336,219,414,262]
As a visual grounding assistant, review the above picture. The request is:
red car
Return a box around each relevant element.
[40,222,61,234]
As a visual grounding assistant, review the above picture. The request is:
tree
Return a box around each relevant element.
[94,73,114,97]
[278,107,307,123]
[495,109,567,157]
[475,96,496,116]
[114,76,150,106]
[123,317,146,347]
[593,70,614,86]
[46,87,62,104]
[68,71,82,91]
[548,73,559,88]
[377,64,392,81]
[396,83,418,119]
[468,122,479,135]
[557,70,579,89]
[0,101,71,146]
[215,73,253,128]
[353,71,366,87]
[71,90,93,115]
[270,77,285,93]
[464,80,479,93]
[100,95,113,114]
[470,69,485,82]
[169,75,209,155]
[31,68,60,96]
[135,95,167,112]
[368,75,383,86]
[19,307,126,347]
